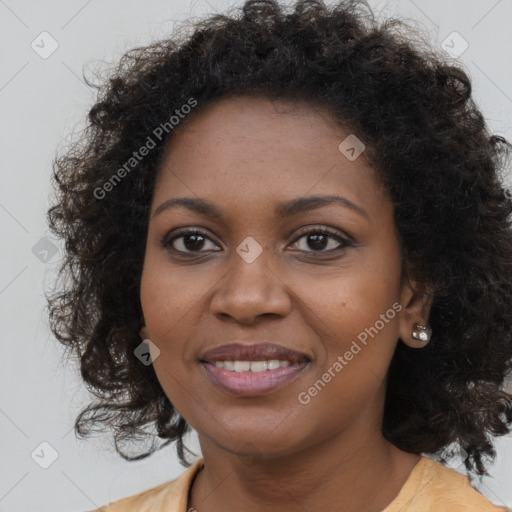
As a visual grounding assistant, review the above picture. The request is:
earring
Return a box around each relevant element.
[411,324,432,344]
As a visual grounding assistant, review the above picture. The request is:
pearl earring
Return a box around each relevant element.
[411,324,432,344]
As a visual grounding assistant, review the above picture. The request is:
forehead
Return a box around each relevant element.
[162,95,348,163]
[152,95,388,221]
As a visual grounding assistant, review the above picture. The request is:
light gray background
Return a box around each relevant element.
[1,1,511,511]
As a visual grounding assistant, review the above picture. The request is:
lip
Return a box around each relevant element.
[199,343,311,396]
[199,343,310,364]
[201,360,310,396]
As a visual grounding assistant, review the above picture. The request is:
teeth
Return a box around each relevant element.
[249,361,267,372]
[213,360,295,372]
[268,360,280,370]
[233,361,251,372]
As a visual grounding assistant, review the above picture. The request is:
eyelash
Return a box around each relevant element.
[160,226,353,257]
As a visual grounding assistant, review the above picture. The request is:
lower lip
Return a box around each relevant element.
[201,361,309,396]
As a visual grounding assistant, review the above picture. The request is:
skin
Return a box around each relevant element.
[139,95,432,512]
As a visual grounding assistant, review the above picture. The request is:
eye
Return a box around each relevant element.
[288,227,352,253]
[161,226,352,256]
[161,227,220,254]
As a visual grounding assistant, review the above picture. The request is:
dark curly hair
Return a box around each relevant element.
[46,0,512,477]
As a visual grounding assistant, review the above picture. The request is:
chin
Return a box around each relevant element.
[201,416,309,459]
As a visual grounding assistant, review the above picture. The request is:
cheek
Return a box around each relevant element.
[289,249,402,388]
[139,261,196,394]
[291,258,400,339]
[140,252,204,340]
[140,266,197,415]
[294,282,400,436]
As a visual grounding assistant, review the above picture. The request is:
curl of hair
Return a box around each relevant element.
[46,0,512,474]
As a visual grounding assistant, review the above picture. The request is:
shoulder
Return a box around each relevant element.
[385,456,510,512]
[90,458,204,512]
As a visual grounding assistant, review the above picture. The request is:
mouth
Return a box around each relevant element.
[199,343,311,396]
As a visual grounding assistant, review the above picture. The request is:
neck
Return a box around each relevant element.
[188,416,421,512]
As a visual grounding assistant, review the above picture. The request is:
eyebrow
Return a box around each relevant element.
[152,194,368,220]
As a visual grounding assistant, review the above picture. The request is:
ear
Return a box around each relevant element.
[398,277,433,349]
[139,324,149,340]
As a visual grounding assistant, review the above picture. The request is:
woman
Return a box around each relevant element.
[47,0,512,510]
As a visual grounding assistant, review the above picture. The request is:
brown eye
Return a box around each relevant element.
[161,228,220,254]
[289,227,351,253]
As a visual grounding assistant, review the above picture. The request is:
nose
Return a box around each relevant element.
[209,244,292,324]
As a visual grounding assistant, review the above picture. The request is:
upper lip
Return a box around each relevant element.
[199,343,311,363]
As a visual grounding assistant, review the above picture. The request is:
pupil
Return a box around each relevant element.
[184,234,205,251]
[309,233,327,250]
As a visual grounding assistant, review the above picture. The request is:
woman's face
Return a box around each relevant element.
[140,95,428,458]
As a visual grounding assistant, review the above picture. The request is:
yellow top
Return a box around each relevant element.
[95,456,509,511]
